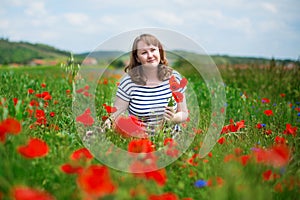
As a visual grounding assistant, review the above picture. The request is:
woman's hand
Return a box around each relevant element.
[164,106,176,122]
[103,117,114,130]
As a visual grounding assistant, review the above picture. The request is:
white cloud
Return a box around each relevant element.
[38,31,60,41]
[0,19,9,29]
[99,16,117,25]
[8,0,23,6]
[0,0,299,58]
[145,11,184,26]
[64,13,90,26]
[260,2,278,13]
[24,1,47,16]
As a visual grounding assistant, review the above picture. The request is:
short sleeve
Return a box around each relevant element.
[116,74,132,102]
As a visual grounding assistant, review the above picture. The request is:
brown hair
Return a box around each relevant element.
[124,34,173,85]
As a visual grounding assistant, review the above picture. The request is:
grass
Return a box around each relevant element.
[0,61,299,200]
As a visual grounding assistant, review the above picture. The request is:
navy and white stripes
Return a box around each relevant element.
[116,70,185,129]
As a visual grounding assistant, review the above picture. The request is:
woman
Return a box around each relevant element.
[107,34,188,135]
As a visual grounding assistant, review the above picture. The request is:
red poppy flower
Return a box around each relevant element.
[43,102,49,108]
[164,138,179,157]
[207,176,224,187]
[239,155,251,166]
[264,129,272,135]
[217,137,225,144]
[102,79,108,84]
[128,139,154,153]
[0,118,22,135]
[169,81,181,91]
[256,123,264,129]
[0,118,22,143]
[11,185,54,200]
[35,91,50,99]
[234,148,243,156]
[221,119,245,134]
[18,138,49,158]
[148,192,178,200]
[28,88,35,94]
[102,115,109,122]
[77,165,116,197]
[283,123,297,137]
[43,94,52,101]
[29,100,39,107]
[13,98,18,106]
[103,104,117,113]
[172,91,183,103]
[269,145,291,167]
[180,77,188,88]
[274,136,286,144]
[76,88,85,93]
[221,125,229,134]
[262,169,273,181]
[35,109,45,118]
[163,138,175,146]
[264,110,273,116]
[35,109,47,125]
[169,76,181,91]
[169,75,187,91]
[165,147,179,158]
[144,168,167,186]
[261,98,270,103]
[49,112,55,117]
[60,163,83,175]
[223,154,235,163]
[187,153,198,166]
[41,83,46,88]
[83,91,92,97]
[76,85,90,95]
[220,107,225,113]
[253,144,290,168]
[115,115,146,138]
[274,182,283,192]
[76,108,94,126]
[71,147,93,161]
[192,128,202,134]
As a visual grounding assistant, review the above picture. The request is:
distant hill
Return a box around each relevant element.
[169,50,296,66]
[0,39,297,67]
[0,38,70,65]
[78,51,125,60]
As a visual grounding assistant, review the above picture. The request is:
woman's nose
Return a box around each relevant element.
[147,51,153,58]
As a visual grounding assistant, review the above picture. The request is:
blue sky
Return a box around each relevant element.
[1,0,299,59]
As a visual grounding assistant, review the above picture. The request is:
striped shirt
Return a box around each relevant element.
[116,70,186,131]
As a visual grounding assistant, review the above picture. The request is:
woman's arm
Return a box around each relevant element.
[110,96,129,120]
[103,96,129,129]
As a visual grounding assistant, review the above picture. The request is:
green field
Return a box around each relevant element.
[0,60,299,200]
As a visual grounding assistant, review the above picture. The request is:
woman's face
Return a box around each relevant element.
[136,40,161,68]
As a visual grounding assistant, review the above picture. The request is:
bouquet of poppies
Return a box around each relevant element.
[168,75,187,106]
